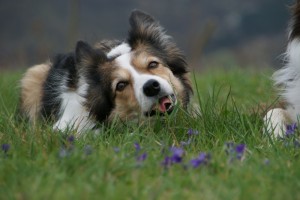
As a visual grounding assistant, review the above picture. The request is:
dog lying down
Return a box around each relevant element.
[19,10,193,134]
[264,2,300,138]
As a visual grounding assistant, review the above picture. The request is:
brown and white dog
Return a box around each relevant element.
[264,2,300,137]
[20,10,193,133]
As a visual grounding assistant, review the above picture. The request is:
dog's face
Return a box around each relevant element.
[76,10,192,122]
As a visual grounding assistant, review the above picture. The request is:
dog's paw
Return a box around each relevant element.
[263,108,293,138]
[53,117,96,135]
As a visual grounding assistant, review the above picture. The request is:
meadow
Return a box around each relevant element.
[0,68,299,200]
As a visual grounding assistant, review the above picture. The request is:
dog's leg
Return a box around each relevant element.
[53,92,95,134]
[264,108,293,138]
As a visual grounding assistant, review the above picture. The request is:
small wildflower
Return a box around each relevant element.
[180,138,192,147]
[113,147,120,153]
[133,143,147,166]
[190,152,211,168]
[180,129,199,147]
[67,135,75,143]
[225,142,246,162]
[170,147,184,163]
[263,158,270,165]
[225,142,234,155]
[161,147,185,168]
[235,144,246,160]
[1,144,10,154]
[286,123,297,137]
[59,147,68,158]
[187,129,199,136]
[294,140,300,148]
[134,142,141,152]
[161,156,172,168]
[84,145,93,155]
[136,153,147,162]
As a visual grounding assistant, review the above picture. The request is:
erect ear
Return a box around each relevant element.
[75,41,106,67]
[128,10,166,47]
[128,10,189,76]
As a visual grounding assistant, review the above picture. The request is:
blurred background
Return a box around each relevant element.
[0,0,294,71]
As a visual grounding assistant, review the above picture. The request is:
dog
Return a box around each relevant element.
[19,10,193,134]
[264,1,300,137]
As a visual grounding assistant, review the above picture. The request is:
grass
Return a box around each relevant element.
[1,68,300,200]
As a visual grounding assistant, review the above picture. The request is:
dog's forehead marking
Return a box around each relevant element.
[115,52,173,91]
[115,51,174,113]
[115,53,137,75]
[107,43,131,59]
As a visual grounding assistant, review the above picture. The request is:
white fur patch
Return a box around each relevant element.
[264,108,292,138]
[53,78,95,134]
[265,39,300,138]
[107,43,131,59]
[273,39,300,122]
[115,52,174,113]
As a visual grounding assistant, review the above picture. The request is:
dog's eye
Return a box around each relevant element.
[116,81,128,92]
[148,61,159,69]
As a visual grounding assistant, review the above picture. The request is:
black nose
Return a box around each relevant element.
[143,79,160,97]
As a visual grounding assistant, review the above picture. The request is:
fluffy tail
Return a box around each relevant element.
[273,1,300,120]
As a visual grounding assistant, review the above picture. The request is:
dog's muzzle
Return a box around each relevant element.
[143,79,161,97]
[142,79,177,117]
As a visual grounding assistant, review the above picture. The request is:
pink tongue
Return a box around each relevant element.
[159,97,172,112]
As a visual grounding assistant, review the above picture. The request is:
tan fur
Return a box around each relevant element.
[109,67,140,121]
[131,51,186,104]
[20,63,51,121]
[107,51,188,121]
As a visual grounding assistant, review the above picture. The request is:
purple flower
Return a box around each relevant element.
[294,140,300,148]
[170,147,184,163]
[180,138,192,147]
[187,129,199,136]
[1,144,10,153]
[67,135,75,143]
[264,158,270,165]
[59,147,68,158]
[136,153,147,162]
[134,142,141,152]
[225,142,234,153]
[133,143,147,165]
[286,123,297,137]
[180,129,199,147]
[225,142,246,162]
[113,147,120,153]
[235,144,246,160]
[190,152,210,168]
[161,156,172,168]
[84,145,93,155]
[235,144,245,153]
[161,147,185,168]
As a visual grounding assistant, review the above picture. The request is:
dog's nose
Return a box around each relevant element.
[143,79,160,97]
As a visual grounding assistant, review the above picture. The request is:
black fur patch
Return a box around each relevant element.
[41,53,76,120]
[75,41,116,122]
[41,41,116,122]
[290,1,300,40]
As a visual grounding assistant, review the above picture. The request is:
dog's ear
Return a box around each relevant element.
[75,41,106,68]
[75,41,114,121]
[128,10,165,48]
[128,10,189,76]
[128,10,193,106]
[75,41,96,66]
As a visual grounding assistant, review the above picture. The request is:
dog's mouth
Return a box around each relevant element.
[145,94,177,117]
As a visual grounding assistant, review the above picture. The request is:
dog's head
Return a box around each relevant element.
[76,10,193,122]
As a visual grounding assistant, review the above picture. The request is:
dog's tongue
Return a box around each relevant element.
[159,96,172,112]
